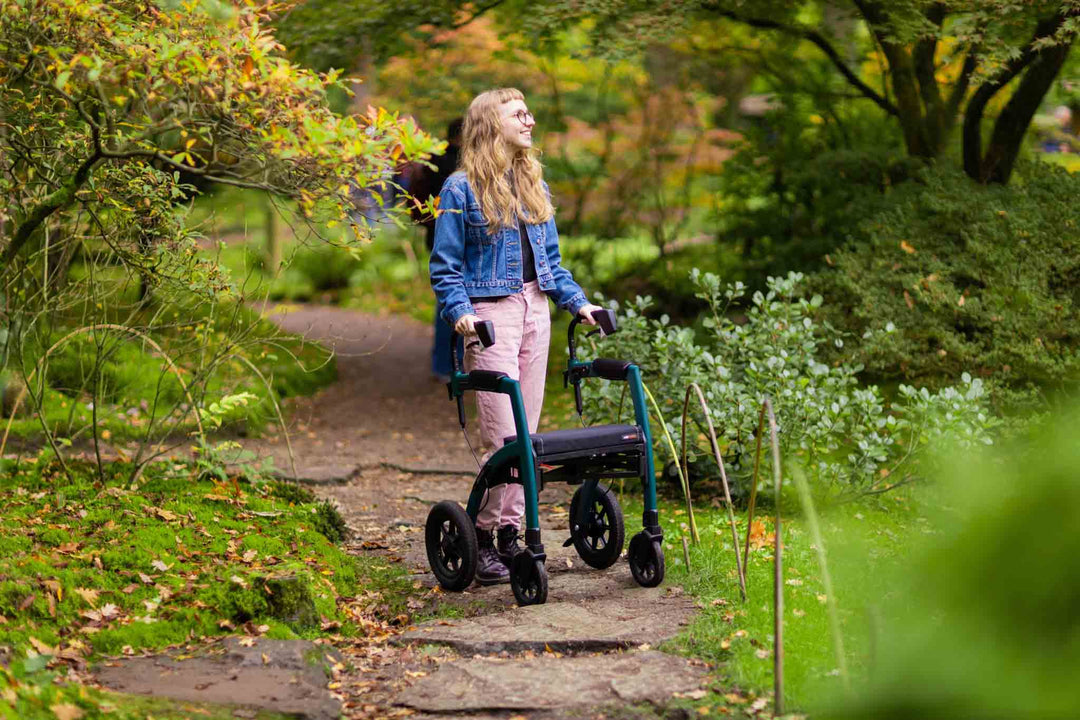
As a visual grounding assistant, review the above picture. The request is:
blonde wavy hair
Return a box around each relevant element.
[461,88,554,229]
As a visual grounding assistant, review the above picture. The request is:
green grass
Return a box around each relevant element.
[0,456,427,717]
[610,482,926,714]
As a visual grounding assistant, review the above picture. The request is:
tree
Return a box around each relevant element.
[0,0,438,275]
[295,0,1079,185]
[0,0,439,477]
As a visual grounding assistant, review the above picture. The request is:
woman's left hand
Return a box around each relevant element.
[577,304,605,325]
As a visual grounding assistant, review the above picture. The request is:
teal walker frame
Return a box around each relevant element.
[424,309,665,605]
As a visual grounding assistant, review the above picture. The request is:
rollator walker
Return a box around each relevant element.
[424,309,665,605]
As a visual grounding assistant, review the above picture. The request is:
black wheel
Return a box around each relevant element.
[425,501,478,591]
[510,552,548,606]
[569,484,625,569]
[628,531,665,588]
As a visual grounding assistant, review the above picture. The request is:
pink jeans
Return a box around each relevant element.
[465,281,551,531]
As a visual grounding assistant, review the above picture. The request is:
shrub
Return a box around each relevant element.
[583,271,996,497]
[810,162,1080,417]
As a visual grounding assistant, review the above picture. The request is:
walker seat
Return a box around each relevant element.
[503,424,644,462]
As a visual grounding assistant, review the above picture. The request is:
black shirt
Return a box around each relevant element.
[520,218,537,283]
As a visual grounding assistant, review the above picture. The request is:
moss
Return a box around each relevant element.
[311,499,348,543]
[268,480,316,505]
[262,575,318,630]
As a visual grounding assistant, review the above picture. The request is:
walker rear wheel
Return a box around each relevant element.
[569,484,625,569]
[425,501,478,592]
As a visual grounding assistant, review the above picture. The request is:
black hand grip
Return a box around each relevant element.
[476,320,495,348]
[456,396,466,428]
[574,383,583,415]
[594,309,617,336]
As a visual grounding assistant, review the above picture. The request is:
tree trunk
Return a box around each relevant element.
[963,10,1076,183]
[981,40,1074,184]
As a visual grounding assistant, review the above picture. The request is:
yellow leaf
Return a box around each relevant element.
[28,636,56,656]
[74,588,99,607]
[958,295,966,307]
[900,240,916,254]
[50,704,84,720]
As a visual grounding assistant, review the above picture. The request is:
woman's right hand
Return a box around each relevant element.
[454,314,481,336]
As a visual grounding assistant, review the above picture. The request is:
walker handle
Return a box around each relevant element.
[449,320,496,430]
[567,309,617,361]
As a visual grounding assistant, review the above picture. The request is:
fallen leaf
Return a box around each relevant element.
[74,588,99,607]
[900,240,916,254]
[218,619,236,630]
[28,636,56,656]
[230,575,248,589]
[904,290,914,309]
[138,572,154,584]
[724,693,747,704]
[100,603,119,619]
[151,560,171,572]
[121,583,139,595]
[50,704,84,720]
[238,637,255,647]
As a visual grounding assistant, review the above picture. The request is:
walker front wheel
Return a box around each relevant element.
[425,501,478,592]
[628,531,665,588]
[510,551,548,606]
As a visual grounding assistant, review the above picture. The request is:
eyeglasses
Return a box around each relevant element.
[511,109,535,126]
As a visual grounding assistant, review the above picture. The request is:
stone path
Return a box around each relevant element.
[94,303,714,719]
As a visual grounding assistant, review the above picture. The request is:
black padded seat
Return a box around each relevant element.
[503,424,643,460]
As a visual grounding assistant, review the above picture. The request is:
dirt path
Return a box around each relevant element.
[98,303,713,719]
[243,302,476,480]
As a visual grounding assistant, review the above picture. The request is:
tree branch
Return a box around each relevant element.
[449,0,505,30]
[4,148,100,263]
[703,4,900,117]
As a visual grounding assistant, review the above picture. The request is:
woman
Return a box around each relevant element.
[429,88,602,585]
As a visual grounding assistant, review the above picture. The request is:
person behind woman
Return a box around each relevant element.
[429,88,602,585]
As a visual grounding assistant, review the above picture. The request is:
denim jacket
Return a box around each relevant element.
[429,171,588,327]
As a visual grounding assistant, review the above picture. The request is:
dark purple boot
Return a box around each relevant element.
[476,528,510,586]
[497,524,523,565]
